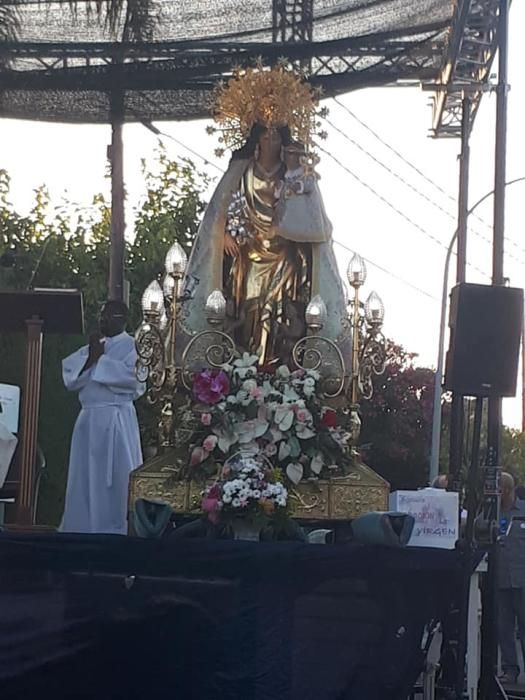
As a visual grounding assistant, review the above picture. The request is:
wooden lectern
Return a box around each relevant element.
[0,289,83,525]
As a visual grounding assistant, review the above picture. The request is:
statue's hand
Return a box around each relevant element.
[224,232,239,257]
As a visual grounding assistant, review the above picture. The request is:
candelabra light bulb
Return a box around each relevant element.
[141,280,164,315]
[205,289,227,323]
[162,274,176,300]
[347,253,367,288]
[365,290,384,325]
[305,294,327,329]
[165,242,188,277]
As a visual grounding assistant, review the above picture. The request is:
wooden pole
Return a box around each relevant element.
[109,90,125,302]
[16,317,43,525]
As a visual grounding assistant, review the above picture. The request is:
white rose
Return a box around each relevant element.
[276,365,291,379]
[242,378,258,392]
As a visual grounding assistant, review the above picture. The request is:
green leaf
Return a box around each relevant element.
[287,435,301,458]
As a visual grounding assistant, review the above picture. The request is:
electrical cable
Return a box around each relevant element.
[326,115,525,266]
[315,141,490,279]
[137,116,442,302]
[333,96,525,260]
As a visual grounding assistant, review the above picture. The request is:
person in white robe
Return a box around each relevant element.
[61,300,145,535]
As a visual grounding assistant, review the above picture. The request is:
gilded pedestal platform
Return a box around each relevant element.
[129,450,389,521]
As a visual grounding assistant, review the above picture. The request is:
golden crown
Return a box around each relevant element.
[207,61,328,157]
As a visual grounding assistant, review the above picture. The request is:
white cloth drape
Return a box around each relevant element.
[61,332,145,535]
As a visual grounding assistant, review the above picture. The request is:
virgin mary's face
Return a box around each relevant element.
[258,127,282,158]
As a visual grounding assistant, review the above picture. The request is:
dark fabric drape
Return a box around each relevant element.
[0,533,464,699]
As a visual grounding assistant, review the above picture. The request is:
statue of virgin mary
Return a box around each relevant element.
[177,64,350,368]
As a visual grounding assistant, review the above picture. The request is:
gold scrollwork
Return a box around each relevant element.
[358,329,386,400]
[180,330,236,390]
[135,322,166,402]
[292,335,346,398]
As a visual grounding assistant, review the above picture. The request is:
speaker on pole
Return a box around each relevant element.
[444,283,523,398]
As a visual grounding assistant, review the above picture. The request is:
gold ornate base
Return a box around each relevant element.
[289,462,389,519]
[129,450,389,522]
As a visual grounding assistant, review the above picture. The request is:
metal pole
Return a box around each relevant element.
[351,284,360,405]
[487,0,510,465]
[522,323,525,432]
[108,90,125,302]
[456,96,470,283]
[430,230,457,483]
[448,96,471,487]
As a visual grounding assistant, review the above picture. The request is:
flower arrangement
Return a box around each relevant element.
[201,453,288,526]
[188,353,353,487]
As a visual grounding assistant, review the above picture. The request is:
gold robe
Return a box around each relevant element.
[177,157,351,370]
[227,161,310,363]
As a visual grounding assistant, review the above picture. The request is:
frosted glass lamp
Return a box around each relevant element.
[305,294,327,330]
[346,253,367,288]
[141,280,164,315]
[165,242,188,278]
[205,289,227,326]
[365,291,384,325]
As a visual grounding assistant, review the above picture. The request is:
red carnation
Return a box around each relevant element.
[321,408,337,429]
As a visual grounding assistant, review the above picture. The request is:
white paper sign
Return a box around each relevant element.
[390,488,459,549]
[0,384,21,434]
[0,422,17,489]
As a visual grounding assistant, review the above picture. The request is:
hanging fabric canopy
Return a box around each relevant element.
[0,0,454,124]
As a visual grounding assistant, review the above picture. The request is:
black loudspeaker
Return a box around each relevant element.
[444,283,524,397]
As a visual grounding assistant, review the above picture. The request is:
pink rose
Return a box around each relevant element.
[296,408,311,423]
[203,435,218,452]
[201,413,212,426]
[250,386,265,402]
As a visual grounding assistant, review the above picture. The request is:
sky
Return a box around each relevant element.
[0,4,524,428]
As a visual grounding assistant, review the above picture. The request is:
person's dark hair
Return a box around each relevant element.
[231,122,292,160]
[103,300,129,320]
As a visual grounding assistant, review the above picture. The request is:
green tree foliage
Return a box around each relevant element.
[0,153,209,525]
[500,427,525,485]
[359,341,445,491]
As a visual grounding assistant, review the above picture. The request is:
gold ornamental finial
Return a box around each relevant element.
[207,62,328,156]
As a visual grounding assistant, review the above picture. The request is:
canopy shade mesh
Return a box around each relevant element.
[0,0,454,123]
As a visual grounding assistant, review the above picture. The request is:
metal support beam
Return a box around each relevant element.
[430,0,500,137]
[272,0,313,43]
[487,0,510,467]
